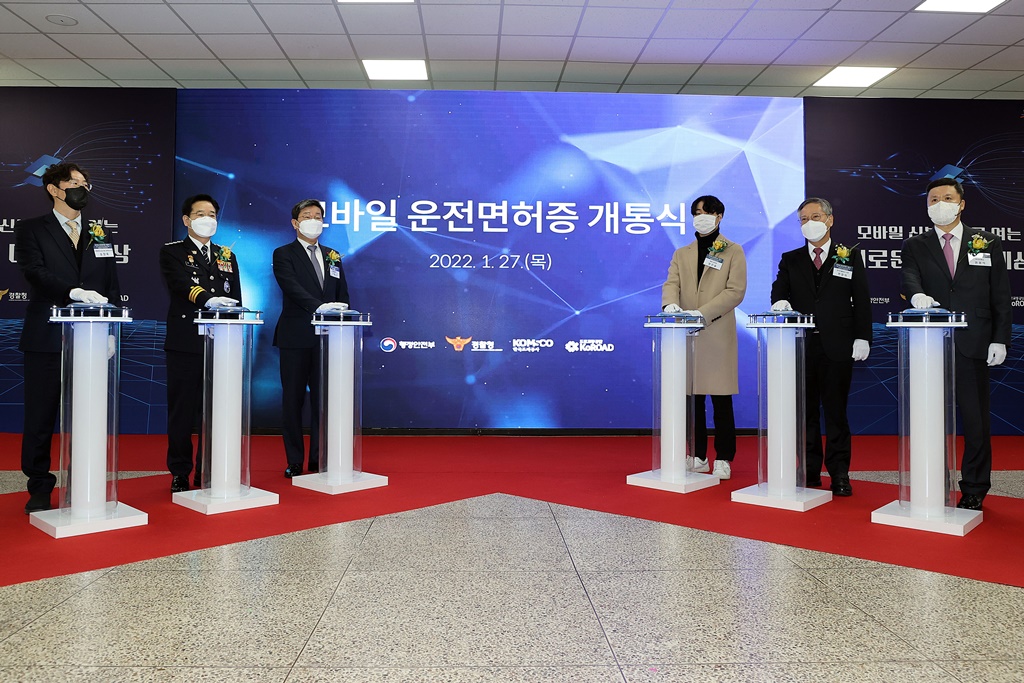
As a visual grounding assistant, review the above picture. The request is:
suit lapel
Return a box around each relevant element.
[44,215,78,270]
[954,225,975,282]
[921,231,953,283]
[293,240,324,295]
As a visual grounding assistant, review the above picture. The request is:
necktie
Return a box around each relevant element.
[813,247,823,270]
[201,244,210,264]
[309,244,324,287]
[68,219,79,249]
[943,233,955,277]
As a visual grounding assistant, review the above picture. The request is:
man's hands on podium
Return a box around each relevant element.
[852,339,870,362]
[910,293,939,309]
[316,302,349,314]
[69,288,107,305]
[771,300,792,312]
[205,297,239,309]
[988,343,1007,367]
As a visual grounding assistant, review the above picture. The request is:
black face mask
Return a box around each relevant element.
[62,186,89,211]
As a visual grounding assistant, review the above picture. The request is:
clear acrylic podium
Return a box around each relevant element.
[30,304,148,538]
[292,310,387,494]
[627,313,719,494]
[872,309,981,535]
[732,313,832,511]
[173,308,279,514]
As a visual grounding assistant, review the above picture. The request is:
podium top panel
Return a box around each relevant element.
[887,309,967,328]
[194,308,264,325]
[50,304,132,324]
[747,312,815,328]
[644,313,704,329]
[312,310,371,326]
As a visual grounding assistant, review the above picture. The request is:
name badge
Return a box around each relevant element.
[833,264,853,280]
[703,255,723,271]
[969,253,992,267]
[329,265,341,279]
[93,243,115,259]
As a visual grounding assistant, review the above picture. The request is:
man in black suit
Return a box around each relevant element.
[159,194,242,493]
[901,178,1011,511]
[14,162,120,514]
[770,197,872,497]
[272,199,350,478]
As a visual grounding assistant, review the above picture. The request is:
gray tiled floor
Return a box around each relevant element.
[3,489,1024,681]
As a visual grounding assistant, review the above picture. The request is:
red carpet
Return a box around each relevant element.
[3,434,1024,588]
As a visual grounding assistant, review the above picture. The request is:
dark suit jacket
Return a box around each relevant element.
[901,225,1011,359]
[272,240,350,349]
[159,239,242,354]
[770,242,872,362]
[14,212,121,353]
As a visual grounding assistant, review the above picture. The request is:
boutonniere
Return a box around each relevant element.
[833,243,852,264]
[968,234,990,255]
[707,238,729,256]
[216,245,232,264]
[326,249,341,267]
[87,221,107,244]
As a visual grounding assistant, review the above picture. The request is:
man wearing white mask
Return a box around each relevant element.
[159,194,241,493]
[662,195,747,480]
[272,199,350,478]
[901,178,1011,511]
[770,198,871,497]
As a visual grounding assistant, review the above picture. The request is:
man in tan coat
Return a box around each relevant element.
[662,195,747,479]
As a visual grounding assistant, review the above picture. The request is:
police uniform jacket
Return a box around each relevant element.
[159,239,242,354]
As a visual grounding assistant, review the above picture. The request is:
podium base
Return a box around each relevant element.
[731,484,832,512]
[291,470,388,495]
[30,503,148,539]
[626,469,719,494]
[172,486,279,515]
[871,500,982,536]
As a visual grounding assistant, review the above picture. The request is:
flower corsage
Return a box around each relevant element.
[707,238,729,256]
[968,234,990,255]
[833,243,852,264]
[88,221,107,244]
[327,249,341,266]
[217,245,232,265]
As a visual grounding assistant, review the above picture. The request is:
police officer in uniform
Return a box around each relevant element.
[159,194,242,493]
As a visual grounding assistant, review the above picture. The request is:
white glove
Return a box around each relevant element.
[771,300,792,312]
[987,343,1007,367]
[911,293,939,309]
[315,302,350,314]
[852,339,870,362]
[205,296,239,309]
[69,288,107,304]
[663,303,683,314]
[107,334,116,360]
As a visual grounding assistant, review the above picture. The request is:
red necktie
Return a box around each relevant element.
[813,247,823,270]
[943,233,955,277]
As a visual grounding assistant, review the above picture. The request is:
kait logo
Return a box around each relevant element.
[445,335,472,351]
[380,337,397,353]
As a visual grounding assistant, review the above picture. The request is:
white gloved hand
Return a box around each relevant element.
[663,303,683,314]
[205,296,239,309]
[69,288,108,304]
[987,342,1007,367]
[315,302,350,314]
[771,299,793,312]
[107,334,116,360]
[911,293,939,309]
[852,339,870,362]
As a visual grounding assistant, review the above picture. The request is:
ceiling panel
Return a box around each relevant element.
[48,34,143,58]
[6,3,112,34]
[568,37,645,62]
[728,10,825,40]
[425,34,497,60]
[337,6,421,34]
[800,10,897,41]
[255,4,346,34]
[87,4,191,34]
[577,7,663,38]
[201,34,286,60]
[85,58,165,79]
[421,4,500,35]
[124,34,214,60]
[500,5,582,36]
[172,4,269,34]
[655,10,746,40]
[276,35,354,60]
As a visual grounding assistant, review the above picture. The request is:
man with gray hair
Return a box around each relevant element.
[770,198,872,497]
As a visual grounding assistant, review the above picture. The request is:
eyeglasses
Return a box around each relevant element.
[297,214,324,222]
[63,179,92,191]
[190,211,217,219]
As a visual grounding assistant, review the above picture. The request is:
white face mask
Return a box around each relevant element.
[801,219,829,243]
[692,214,718,235]
[927,200,960,227]
[298,218,323,240]
[190,216,217,238]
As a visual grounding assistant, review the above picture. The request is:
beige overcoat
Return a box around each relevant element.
[660,235,747,395]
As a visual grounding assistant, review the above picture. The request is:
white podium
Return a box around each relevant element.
[30,304,148,538]
[173,308,279,514]
[872,309,981,535]
[628,313,719,494]
[292,310,387,494]
[732,313,831,511]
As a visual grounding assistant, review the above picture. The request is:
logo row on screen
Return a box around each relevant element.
[378,337,615,354]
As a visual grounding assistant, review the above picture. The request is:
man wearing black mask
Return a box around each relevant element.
[14,162,120,514]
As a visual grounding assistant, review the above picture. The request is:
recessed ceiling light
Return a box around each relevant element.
[914,0,1006,12]
[363,59,428,80]
[813,66,896,88]
[45,14,79,26]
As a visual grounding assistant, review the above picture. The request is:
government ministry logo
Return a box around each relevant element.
[380,337,397,352]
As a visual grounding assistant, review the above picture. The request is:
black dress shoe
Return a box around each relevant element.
[284,465,302,478]
[24,493,52,515]
[830,477,853,497]
[956,494,984,510]
[170,476,190,493]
